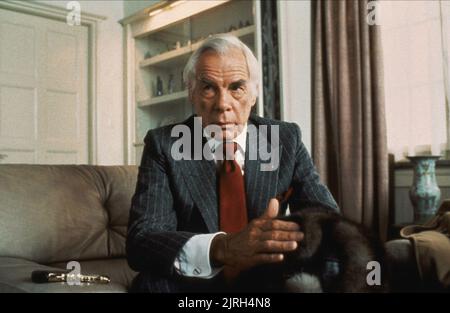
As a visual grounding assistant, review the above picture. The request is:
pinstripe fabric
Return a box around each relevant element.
[126,114,338,292]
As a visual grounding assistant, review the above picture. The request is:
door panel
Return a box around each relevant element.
[0,22,36,76]
[0,8,88,164]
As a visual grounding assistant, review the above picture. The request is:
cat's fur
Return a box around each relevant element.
[235,207,387,293]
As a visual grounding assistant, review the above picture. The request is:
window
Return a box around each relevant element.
[380,0,450,161]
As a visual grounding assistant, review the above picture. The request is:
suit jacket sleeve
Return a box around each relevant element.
[126,129,197,276]
[288,123,339,213]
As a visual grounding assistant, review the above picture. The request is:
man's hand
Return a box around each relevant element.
[210,198,304,273]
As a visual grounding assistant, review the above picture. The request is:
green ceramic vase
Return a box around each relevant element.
[407,155,441,224]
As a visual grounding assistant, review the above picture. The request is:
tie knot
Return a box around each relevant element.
[220,141,237,160]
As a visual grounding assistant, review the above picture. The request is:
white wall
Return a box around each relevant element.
[278,1,312,153]
[37,1,125,165]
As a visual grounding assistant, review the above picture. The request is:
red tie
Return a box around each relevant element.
[219,142,248,233]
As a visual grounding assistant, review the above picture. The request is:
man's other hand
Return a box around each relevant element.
[210,198,304,272]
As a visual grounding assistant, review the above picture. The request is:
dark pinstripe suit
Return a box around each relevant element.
[126,114,338,292]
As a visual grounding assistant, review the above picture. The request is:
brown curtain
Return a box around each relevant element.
[312,0,389,241]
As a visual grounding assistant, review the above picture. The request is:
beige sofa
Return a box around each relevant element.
[0,164,426,292]
[0,165,138,292]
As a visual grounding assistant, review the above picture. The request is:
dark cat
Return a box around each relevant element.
[235,207,387,293]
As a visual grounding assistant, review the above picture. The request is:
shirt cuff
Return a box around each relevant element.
[173,232,225,279]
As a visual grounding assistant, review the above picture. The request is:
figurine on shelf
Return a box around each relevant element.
[228,25,237,32]
[144,51,152,59]
[239,21,244,29]
[156,76,163,97]
[168,74,175,94]
[245,20,251,27]
[176,41,181,50]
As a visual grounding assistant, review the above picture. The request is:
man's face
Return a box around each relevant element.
[190,48,256,141]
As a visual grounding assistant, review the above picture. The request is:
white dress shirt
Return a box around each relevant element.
[173,124,247,278]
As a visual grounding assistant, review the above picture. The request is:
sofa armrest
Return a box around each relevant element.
[384,239,421,292]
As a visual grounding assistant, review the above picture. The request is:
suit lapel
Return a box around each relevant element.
[178,115,283,230]
[180,158,218,232]
[178,116,219,232]
[245,117,282,220]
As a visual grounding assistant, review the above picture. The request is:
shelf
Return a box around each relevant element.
[140,45,191,68]
[229,24,256,40]
[138,90,188,107]
[139,25,256,69]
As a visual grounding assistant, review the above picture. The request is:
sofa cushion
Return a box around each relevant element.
[0,257,131,293]
[0,165,138,264]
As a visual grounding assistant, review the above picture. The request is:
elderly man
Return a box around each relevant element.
[127,34,338,293]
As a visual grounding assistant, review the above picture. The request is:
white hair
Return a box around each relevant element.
[183,34,260,96]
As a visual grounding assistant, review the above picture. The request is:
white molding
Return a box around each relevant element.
[254,0,264,116]
[87,19,99,165]
[0,0,106,23]
[120,0,169,26]
[123,24,137,165]
[0,0,106,164]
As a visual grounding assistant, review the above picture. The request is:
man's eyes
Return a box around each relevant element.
[200,83,246,97]
[230,85,246,98]
[201,85,216,97]
[203,85,214,91]
[230,85,245,91]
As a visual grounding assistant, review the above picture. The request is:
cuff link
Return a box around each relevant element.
[193,268,202,275]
